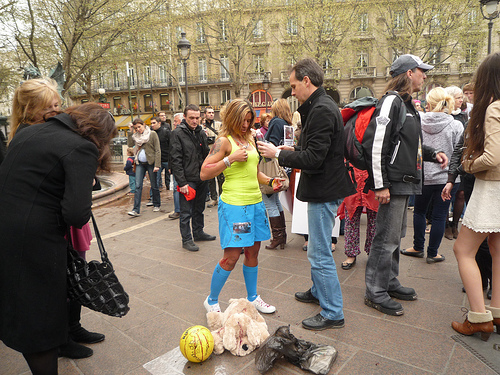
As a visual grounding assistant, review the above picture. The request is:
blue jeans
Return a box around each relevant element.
[261,193,283,217]
[150,161,169,198]
[128,175,136,193]
[173,175,180,213]
[365,195,407,303]
[413,184,451,257]
[307,199,344,320]
[133,163,160,213]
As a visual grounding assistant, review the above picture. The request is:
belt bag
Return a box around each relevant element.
[259,157,289,194]
[67,213,130,318]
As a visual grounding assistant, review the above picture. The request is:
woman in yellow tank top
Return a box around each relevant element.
[200,99,284,315]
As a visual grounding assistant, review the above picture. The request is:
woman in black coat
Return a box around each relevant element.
[0,103,116,375]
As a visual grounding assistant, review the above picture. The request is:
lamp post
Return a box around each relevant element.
[262,72,271,114]
[177,32,191,108]
[97,88,106,103]
[480,0,500,54]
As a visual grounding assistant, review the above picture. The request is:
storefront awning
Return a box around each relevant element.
[113,114,153,128]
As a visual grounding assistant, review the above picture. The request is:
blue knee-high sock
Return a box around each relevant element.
[208,263,231,305]
[243,264,258,302]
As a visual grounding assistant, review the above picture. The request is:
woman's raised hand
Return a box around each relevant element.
[231,147,248,163]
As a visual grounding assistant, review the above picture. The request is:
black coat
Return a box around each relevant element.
[154,125,171,162]
[169,121,209,187]
[278,87,356,202]
[0,113,98,353]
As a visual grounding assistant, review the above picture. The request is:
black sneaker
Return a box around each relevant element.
[364,297,404,316]
[182,240,199,252]
[302,313,344,331]
[70,327,105,344]
[388,286,417,301]
[59,339,93,359]
[193,232,216,241]
[294,289,320,305]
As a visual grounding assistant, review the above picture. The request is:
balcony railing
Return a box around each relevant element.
[459,63,475,74]
[280,70,289,82]
[350,66,376,78]
[324,69,341,80]
[428,63,451,75]
[247,71,271,84]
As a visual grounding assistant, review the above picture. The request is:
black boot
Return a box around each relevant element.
[68,300,105,344]
[59,339,93,359]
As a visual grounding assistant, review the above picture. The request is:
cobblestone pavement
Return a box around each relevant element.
[1,185,497,375]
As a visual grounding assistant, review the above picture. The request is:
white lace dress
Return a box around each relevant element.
[462,178,500,233]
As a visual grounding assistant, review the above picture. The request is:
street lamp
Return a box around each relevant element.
[262,72,271,114]
[480,0,500,54]
[177,32,191,108]
[97,88,106,103]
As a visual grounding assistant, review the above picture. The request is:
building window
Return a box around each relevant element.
[287,17,298,36]
[128,67,135,86]
[112,71,120,89]
[467,9,478,23]
[113,96,122,110]
[253,54,265,73]
[359,13,368,32]
[323,16,334,35]
[159,65,168,85]
[160,93,170,110]
[199,91,209,105]
[430,14,441,32]
[196,22,205,43]
[357,51,369,67]
[253,20,263,38]
[129,95,138,111]
[219,19,227,41]
[98,72,105,88]
[221,89,231,104]
[349,86,373,101]
[394,11,405,29]
[144,94,153,112]
[144,66,152,86]
[198,57,208,83]
[323,59,332,74]
[428,46,440,64]
[178,62,185,84]
[465,43,477,64]
[220,55,230,81]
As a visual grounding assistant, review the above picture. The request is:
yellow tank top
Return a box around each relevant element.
[220,135,262,206]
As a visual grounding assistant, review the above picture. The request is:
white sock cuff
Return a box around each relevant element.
[468,310,493,323]
[486,305,500,318]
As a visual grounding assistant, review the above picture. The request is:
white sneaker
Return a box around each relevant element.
[127,211,140,217]
[146,201,154,207]
[250,295,276,314]
[152,207,160,212]
[204,297,221,313]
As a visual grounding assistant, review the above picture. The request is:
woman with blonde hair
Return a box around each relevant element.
[401,87,463,263]
[451,52,500,341]
[201,98,283,314]
[9,78,60,142]
[261,98,293,249]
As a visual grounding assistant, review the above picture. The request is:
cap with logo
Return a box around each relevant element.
[390,54,434,78]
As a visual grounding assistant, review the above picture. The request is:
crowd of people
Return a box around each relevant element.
[0,52,499,374]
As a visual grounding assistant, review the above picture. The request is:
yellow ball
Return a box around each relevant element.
[179,325,214,363]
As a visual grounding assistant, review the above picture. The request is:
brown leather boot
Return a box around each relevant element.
[279,211,287,244]
[266,216,286,249]
[452,223,459,239]
[444,223,454,240]
[452,311,494,341]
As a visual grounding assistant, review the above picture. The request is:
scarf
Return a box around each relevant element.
[132,125,151,147]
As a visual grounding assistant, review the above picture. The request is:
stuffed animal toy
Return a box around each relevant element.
[206,298,270,356]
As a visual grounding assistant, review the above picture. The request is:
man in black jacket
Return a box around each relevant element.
[151,117,171,191]
[364,54,448,316]
[259,58,356,331]
[170,104,216,251]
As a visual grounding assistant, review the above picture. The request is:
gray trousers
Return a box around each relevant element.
[365,195,409,303]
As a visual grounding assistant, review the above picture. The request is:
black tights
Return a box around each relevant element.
[23,348,58,375]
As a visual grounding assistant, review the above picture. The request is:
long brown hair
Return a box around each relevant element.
[64,103,117,171]
[219,99,255,143]
[463,52,500,164]
[270,98,293,125]
[9,78,60,142]
[383,69,414,98]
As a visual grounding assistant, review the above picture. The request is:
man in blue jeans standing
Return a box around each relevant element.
[259,58,355,330]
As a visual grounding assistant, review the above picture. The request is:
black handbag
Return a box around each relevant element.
[67,213,130,317]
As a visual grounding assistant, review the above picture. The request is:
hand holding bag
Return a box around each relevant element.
[67,212,130,317]
[259,157,290,195]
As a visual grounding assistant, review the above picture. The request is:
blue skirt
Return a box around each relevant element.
[218,199,270,249]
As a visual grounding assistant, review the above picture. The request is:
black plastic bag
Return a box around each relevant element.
[255,326,338,374]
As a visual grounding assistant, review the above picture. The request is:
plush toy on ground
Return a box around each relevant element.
[206,298,270,356]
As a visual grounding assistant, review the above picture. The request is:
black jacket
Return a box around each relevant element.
[265,117,287,146]
[278,87,355,202]
[170,120,210,186]
[367,93,438,195]
[154,125,171,162]
[0,113,98,353]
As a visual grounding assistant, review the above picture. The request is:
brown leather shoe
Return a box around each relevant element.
[451,318,493,341]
